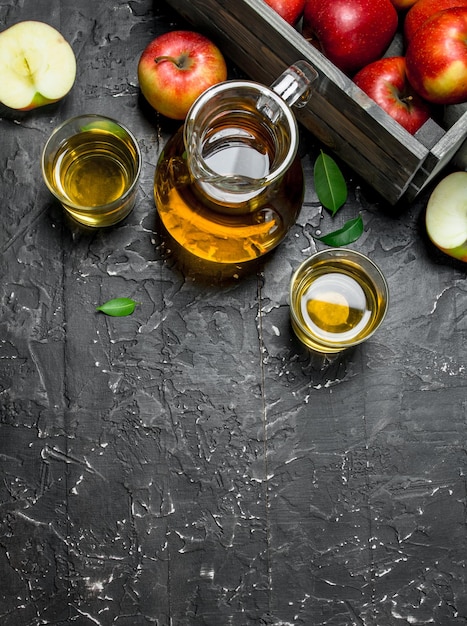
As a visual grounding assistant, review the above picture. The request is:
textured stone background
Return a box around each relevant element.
[1,1,466,625]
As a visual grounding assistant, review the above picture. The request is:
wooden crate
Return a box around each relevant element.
[164,0,467,206]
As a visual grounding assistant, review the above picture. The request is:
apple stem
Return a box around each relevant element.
[155,55,188,70]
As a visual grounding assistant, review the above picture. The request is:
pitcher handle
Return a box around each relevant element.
[270,60,318,108]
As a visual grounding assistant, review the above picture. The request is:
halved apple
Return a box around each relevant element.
[425,171,467,261]
[0,20,76,110]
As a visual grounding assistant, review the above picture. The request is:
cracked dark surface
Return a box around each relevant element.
[1,1,467,624]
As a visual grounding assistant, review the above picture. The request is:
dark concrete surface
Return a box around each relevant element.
[1,1,466,625]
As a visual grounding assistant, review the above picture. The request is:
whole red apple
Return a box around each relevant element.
[137,30,227,120]
[404,0,467,42]
[406,7,467,104]
[353,57,431,134]
[263,0,306,24]
[302,0,398,75]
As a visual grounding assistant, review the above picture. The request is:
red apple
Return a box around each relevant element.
[137,30,227,120]
[0,21,76,110]
[302,0,398,74]
[263,0,306,24]
[404,0,467,42]
[406,7,467,104]
[353,57,431,134]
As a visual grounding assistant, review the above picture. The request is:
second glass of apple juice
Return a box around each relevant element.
[42,114,141,227]
[290,248,389,353]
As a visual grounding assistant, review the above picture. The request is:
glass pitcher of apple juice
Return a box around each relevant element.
[154,61,318,265]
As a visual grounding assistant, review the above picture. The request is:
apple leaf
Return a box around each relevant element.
[314,151,348,216]
[316,214,364,247]
[96,297,139,317]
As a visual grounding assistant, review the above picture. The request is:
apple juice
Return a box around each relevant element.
[154,117,304,265]
[45,127,139,227]
[290,254,388,353]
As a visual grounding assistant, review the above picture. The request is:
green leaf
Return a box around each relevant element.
[314,151,348,216]
[96,297,139,317]
[316,214,364,247]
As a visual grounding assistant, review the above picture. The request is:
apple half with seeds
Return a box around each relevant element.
[0,20,76,110]
[425,171,467,262]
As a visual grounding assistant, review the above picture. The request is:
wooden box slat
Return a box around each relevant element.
[165,0,467,205]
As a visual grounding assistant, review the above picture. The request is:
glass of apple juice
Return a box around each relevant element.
[289,248,389,354]
[41,114,141,227]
